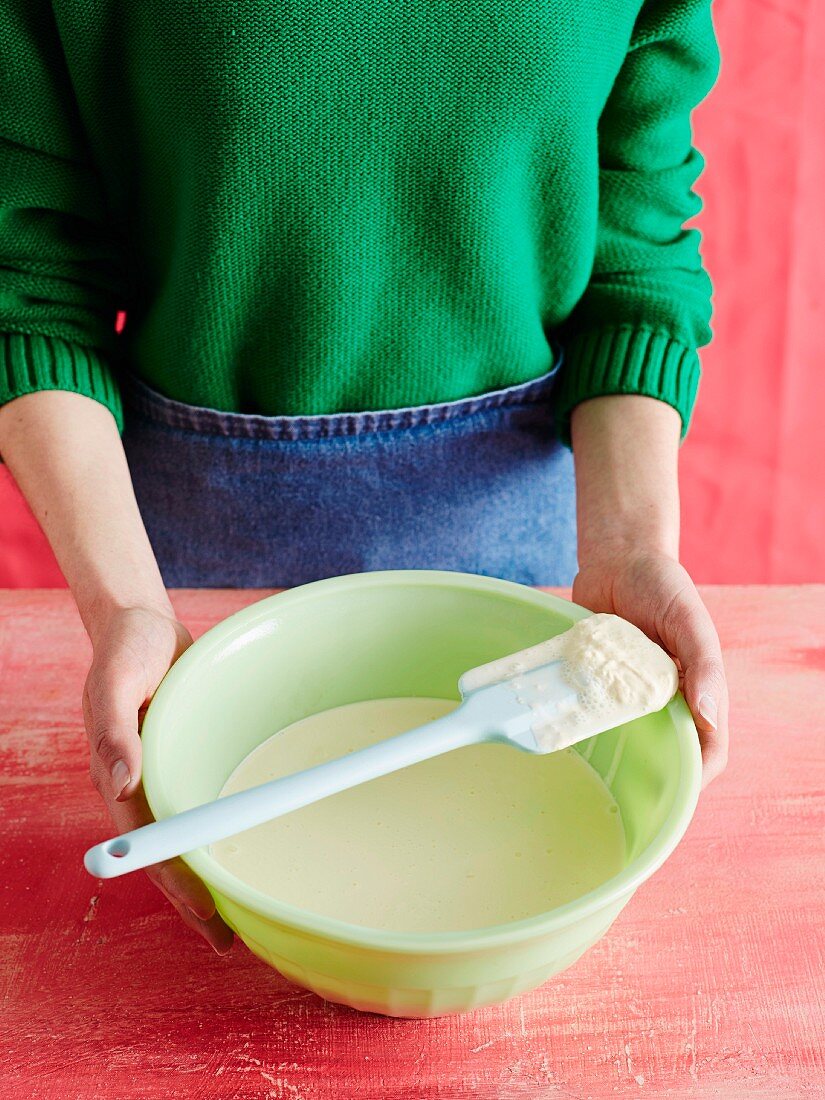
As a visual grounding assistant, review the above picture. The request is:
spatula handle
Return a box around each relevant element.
[83,703,483,879]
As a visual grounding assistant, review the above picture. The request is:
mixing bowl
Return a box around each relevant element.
[141,570,701,1017]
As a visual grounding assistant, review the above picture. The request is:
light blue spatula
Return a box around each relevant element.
[84,619,678,880]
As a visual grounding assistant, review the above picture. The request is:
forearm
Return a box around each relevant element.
[570,394,681,562]
[0,391,171,642]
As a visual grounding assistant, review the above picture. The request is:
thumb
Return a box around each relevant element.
[660,590,729,787]
[83,662,145,803]
[683,655,729,787]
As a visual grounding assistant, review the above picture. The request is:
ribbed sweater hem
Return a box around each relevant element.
[0,332,123,431]
[554,325,702,448]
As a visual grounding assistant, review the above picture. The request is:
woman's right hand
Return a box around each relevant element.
[83,604,234,955]
[0,393,233,953]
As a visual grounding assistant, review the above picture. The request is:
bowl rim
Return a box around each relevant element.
[142,569,702,955]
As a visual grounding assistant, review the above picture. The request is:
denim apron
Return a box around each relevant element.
[120,351,577,588]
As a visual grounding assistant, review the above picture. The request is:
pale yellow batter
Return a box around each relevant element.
[211,696,626,933]
[461,613,679,751]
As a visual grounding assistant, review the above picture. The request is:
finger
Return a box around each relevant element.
[105,786,227,923]
[147,855,220,923]
[101,780,234,950]
[696,718,729,789]
[164,889,234,955]
[83,662,146,803]
[658,589,729,786]
[685,657,729,785]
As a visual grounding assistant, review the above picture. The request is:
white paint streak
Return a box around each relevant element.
[82,895,100,923]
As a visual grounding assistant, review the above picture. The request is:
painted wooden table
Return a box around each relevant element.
[2,587,823,1099]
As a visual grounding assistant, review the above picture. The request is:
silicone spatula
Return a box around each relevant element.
[83,621,677,880]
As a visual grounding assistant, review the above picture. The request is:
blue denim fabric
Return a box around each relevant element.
[121,355,578,588]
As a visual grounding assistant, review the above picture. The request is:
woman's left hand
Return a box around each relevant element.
[572,545,729,787]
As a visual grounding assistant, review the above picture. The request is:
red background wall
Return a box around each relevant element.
[679,0,825,583]
[1,0,823,586]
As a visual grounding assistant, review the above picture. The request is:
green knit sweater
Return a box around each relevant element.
[0,1,718,444]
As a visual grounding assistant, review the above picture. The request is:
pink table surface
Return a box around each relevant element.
[2,586,824,1099]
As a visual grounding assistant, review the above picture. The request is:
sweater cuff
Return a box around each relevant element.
[554,326,701,448]
[0,332,123,432]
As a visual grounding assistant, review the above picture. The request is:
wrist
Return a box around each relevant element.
[76,583,176,650]
[571,396,681,567]
[578,518,679,567]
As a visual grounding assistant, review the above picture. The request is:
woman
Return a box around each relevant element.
[0,0,728,954]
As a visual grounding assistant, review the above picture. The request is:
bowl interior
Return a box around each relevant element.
[142,571,696,913]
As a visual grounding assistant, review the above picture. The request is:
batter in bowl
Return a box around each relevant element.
[211,696,626,933]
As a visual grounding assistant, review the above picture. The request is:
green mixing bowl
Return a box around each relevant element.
[141,570,701,1017]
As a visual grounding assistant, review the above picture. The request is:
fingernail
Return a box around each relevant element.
[698,693,718,730]
[187,901,216,921]
[111,759,131,799]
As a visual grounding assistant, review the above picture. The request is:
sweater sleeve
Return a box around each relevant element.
[0,3,125,428]
[554,0,720,447]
